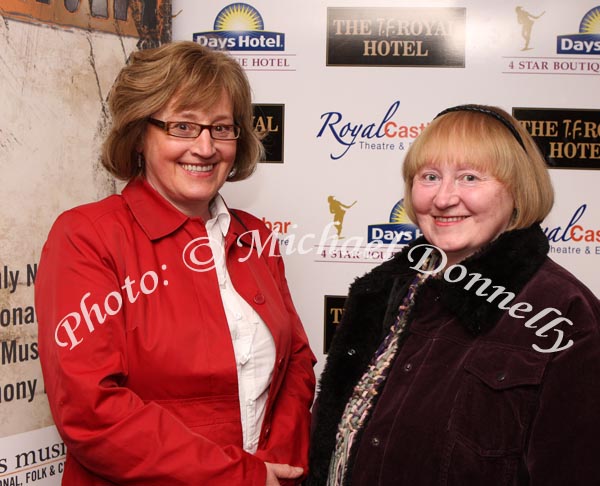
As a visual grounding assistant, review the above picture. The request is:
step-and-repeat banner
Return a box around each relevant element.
[0,0,598,484]
[0,1,169,484]
[172,0,600,377]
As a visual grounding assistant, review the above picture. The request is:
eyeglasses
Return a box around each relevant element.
[147,118,241,140]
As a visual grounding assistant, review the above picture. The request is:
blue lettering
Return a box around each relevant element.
[543,204,586,242]
[317,101,402,160]
[376,101,400,137]
[361,123,378,139]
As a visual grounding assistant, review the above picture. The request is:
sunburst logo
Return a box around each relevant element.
[367,199,422,245]
[390,200,413,225]
[580,6,600,33]
[557,6,600,55]
[193,3,285,52]
[214,3,264,32]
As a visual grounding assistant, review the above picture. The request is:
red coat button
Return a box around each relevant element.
[254,293,265,304]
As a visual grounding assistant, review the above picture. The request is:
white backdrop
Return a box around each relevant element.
[0,1,597,484]
[173,0,600,379]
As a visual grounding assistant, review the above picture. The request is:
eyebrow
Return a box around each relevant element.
[170,112,235,123]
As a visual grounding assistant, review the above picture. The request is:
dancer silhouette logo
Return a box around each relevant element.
[515,7,545,51]
[328,197,357,239]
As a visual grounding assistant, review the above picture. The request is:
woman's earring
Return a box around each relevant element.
[137,153,144,169]
[227,167,237,180]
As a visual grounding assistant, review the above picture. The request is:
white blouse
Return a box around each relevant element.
[205,195,276,453]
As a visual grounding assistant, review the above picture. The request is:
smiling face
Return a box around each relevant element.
[140,92,237,220]
[411,163,515,267]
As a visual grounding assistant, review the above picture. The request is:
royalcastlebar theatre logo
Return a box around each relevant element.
[260,216,295,250]
[193,3,294,71]
[557,6,600,55]
[326,7,466,67]
[544,203,600,257]
[513,107,600,169]
[317,100,428,160]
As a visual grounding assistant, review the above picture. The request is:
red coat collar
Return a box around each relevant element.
[121,178,188,240]
[121,178,247,242]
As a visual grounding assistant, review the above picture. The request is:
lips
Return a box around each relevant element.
[180,163,214,173]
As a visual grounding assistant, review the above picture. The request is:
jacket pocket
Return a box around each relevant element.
[148,395,243,447]
[440,344,549,485]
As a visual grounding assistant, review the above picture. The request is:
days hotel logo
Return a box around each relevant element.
[315,199,421,264]
[557,6,600,55]
[193,3,284,51]
[368,199,422,244]
[503,6,600,75]
[193,3,295,71]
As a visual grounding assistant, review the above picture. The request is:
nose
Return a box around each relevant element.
[433,178,460,208]
[189,128,216,157]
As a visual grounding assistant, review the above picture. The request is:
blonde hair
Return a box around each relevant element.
[402,104,554,230]
[102,41,263,181]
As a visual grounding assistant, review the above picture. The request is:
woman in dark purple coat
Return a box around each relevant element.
[307,105,600,486]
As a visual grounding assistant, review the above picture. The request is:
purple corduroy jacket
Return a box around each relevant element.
[307,224,600,486]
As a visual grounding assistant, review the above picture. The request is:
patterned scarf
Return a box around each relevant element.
[327,267,431,485]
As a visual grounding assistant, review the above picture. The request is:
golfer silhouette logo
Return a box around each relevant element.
[516,7,545,51]
[328,196,356,239]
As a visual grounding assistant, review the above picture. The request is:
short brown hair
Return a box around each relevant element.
[101,41,263,181]
[402,105,554,230]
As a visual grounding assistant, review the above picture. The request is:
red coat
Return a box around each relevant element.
[35,178,316,485]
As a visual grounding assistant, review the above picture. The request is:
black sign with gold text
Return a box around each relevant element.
[513,108,600,170]
[324,295,347,353]
[253,104,284,163]
[327,7,465,67]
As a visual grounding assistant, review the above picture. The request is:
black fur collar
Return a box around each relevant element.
[354,224,549,335]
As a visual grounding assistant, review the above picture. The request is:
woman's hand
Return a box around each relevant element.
[265,462,303,486]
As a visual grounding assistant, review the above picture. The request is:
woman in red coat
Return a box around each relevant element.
[35,41,316,485]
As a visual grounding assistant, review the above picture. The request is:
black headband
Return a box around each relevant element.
[435,104,526,150]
